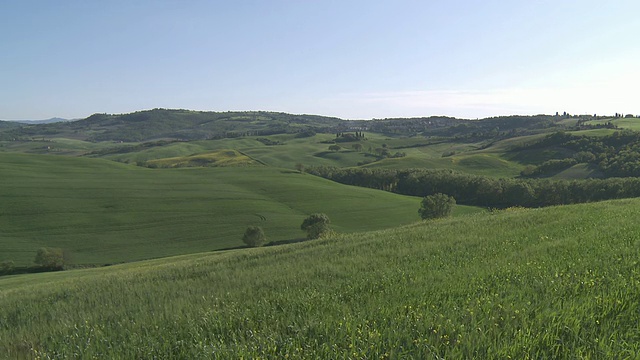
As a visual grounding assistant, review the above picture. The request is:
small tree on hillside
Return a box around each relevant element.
[242,226,267,247]
[300,213,331,239]
[295,163,305,174]
[419,193,456,220]
[0,260,14,274]
[34,247,65,270]
[328,145,341,152]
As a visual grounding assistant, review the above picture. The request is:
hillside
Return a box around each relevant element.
[1,199,639,358]
[0,152,483,267]
[0,109,578,143]
[0,109,345,142]
[1,110,619,180]
[0,120,23,130]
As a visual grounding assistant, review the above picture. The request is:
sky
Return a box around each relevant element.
[2,0,639,120]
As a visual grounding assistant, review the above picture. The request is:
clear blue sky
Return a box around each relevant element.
[2,0,639,120]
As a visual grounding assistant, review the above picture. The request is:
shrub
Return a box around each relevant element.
[300,213,331,239]
[242,226,267,247]
[34,247,65,270]
[0,260,14,274]
[419,193,456,220]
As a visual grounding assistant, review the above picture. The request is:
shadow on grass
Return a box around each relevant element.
[0,238,314,279]
[213,237,309,251]
[265,237,309,246]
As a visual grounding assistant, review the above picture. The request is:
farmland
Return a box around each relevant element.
[1,110,640,358]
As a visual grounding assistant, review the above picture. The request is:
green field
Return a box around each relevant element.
[2,199,639,358]
[4,111,640,358]
[145,149,258,168]
[0,152,484,266]
[584,117,640,131]
[552,163,601,179]
[97,134,530,177]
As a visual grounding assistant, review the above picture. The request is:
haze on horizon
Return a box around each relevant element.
[2,0,639,121]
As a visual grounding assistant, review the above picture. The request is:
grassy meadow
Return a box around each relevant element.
[5,111,640,358]
[2,199,640,358]
[584,117,640,131]
[1,152,478,267]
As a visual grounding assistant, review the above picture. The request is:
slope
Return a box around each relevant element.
[0,153,469,266]
[0,109,345,142]
[1,199,639,358]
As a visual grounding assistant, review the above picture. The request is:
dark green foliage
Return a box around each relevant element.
[34,248,64,270]
[572,151,596,163]
[517,130,640,177]
[300,213,331,239]
[295,129,316,138]
[328,145,341,152]
[307,166,640,208]
[0,261,14,274]
[419,193,456,219]
[256,138,282,146]
[242,226,267,247]
[334,133,360,142]
[375,148,390,157]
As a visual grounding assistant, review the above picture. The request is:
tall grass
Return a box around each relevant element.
[1,199,639,358]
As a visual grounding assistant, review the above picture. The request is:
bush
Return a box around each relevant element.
[242,226,267,247]
[419,193,456,220]
[34,247,65,270]
[0,260,14,274]
[300,213,331,239]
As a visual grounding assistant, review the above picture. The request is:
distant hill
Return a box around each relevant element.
[10,117,73,124]
[0,109,346,142]
[0,120,23,130]
[0,108,575,143]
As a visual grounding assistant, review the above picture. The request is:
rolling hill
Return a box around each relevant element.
[1,198,638,358]
[0,152,481,267]
[2,109,640,358]
[0,109,346,142]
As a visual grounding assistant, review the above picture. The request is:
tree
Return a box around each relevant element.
[34,247,65,270]
[300,213,331,239]
[328,145,341,152]
[418,193,456,220]
[352,143,363,152]
[0,260,14,274]
[295,163,305,174]
[375,148,390,157]
[242,226,267,247]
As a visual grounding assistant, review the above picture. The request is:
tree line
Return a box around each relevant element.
[517,130,640,178]
[306,166,640,208]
